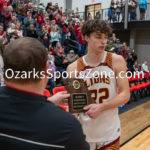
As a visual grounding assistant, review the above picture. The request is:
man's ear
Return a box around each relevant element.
[44,61,50,77]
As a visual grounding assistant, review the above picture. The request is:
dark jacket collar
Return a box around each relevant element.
[0,86,47,102]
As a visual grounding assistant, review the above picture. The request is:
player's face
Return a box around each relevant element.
[85,32,108,52]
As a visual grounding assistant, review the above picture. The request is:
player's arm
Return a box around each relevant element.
[102,54,130,110]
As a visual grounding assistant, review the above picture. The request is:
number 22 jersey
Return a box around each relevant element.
[77,51,120,144]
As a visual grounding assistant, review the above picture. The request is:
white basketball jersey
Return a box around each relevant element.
[77,51,120,144]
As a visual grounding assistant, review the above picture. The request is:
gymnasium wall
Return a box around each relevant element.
[135,29,150,67]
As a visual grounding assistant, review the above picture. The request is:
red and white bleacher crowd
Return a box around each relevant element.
[0,0,149,105]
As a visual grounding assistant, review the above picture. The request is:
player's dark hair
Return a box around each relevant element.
[81,19,112,37]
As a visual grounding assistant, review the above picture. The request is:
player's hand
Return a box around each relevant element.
[47,91,70,106]
[84,104,104,119]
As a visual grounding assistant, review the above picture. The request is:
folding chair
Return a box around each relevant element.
[43,89,51,98]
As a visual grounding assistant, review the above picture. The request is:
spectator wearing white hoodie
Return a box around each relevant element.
[142,61,149,73]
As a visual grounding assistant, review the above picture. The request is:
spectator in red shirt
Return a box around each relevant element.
[60,17,68,45]
[0,0,3,23]
[78,31,86,57]
[3,0,10,7]
[118,43,130,61]
[74,21,80,41]
[49,43,56,55]
[4,5,13,29]
[78,32,86,45]
[78,24,86,56]
[35,10,44,33]
[53,13,61,25]
[59,7,63,16]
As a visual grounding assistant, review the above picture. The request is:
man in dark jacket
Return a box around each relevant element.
[0,37,89,150]
[27,24,38,38]
[23,11,35,36]
[55,50,68,73]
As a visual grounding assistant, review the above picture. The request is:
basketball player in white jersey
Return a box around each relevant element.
[67,20,130,150]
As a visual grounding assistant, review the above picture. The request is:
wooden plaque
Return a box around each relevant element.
[63,78,94,113]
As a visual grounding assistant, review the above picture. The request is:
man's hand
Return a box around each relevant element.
[84,104,105,119]
[47,91,70,106]
[63,58,68,64]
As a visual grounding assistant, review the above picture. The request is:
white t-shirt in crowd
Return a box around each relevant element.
[142,63,149,73]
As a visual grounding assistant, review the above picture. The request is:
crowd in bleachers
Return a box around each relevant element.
[0,0,149,93]
[105,33,149,74]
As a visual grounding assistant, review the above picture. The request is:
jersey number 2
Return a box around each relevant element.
[90,88,109,103]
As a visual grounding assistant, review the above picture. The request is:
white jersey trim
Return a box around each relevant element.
[82,55,88,66]
[101,51,107,63]
[82,51,107,66]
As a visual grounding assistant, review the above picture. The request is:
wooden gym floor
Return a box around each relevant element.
[120,100,150,150]
[121,127,150,150]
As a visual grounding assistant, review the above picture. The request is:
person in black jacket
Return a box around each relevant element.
[60,18,68,46]
[127,49,137,72]
[38,25,50,48]
[27,24,38,38]
[55,49,68,73]
[23,11,35,36]
[67,22,76,41]
[0,37,89,150]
